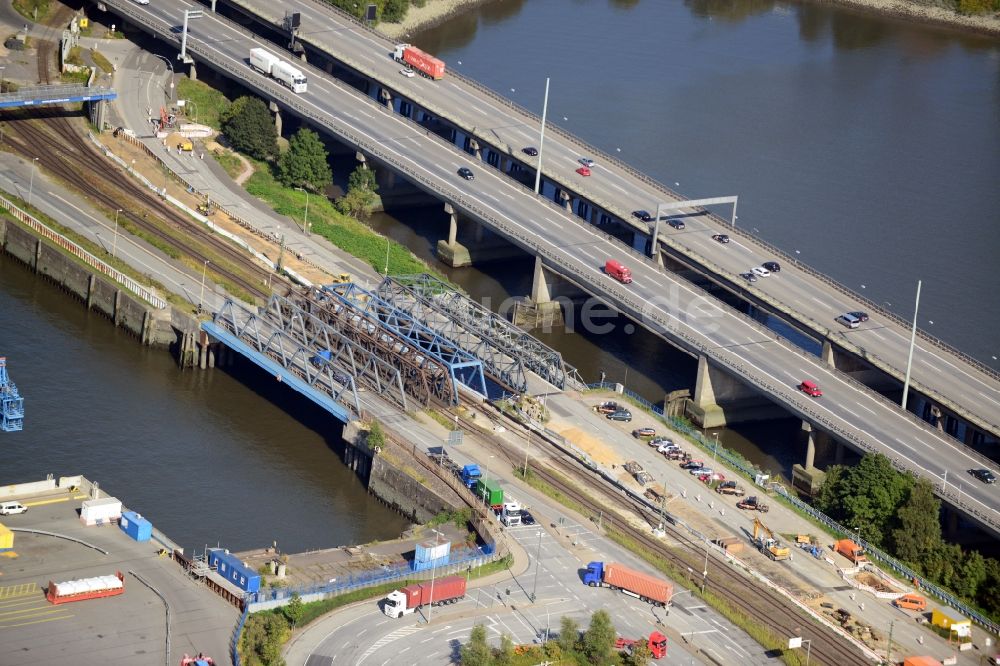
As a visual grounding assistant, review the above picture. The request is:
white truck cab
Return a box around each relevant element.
[500,501,522,527]
[382,590,413,618]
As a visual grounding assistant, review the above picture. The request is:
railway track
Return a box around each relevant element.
[468,413,873,666]
[3,112,276,301]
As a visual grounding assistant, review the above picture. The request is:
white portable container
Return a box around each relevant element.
[80,497,122,526]
[272,60,308,94]
[249,48,280,76]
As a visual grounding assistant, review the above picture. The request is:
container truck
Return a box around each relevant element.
[460,464,481,489]
[249,48,308,94]
[393,43,446,80]
[583,561,672,606]
[616,631,668,659]
[382,575,466,618]
[500,500,522,527]
[474,478,503,510]
[605,259,633,284]
[47,571,125,604]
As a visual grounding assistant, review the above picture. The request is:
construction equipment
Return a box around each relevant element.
[737,495,769,512]
[335,272,351,284]
[752,517,790,561]
[197,198,215,216]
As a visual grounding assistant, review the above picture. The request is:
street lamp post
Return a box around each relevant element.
[533,77,550,195]
[901,279,922,411]
[151,53,175,104]
[179,10,204,63]
[294,187,310,235]
[701,539,710,592]
[198,259,209,312]
[112,209,122,258]
[530,529,543,602]
[712,432,719,463]
[28,157,39,206]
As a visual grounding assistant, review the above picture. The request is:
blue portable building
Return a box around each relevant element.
[208,548,261,593]
[119,511,152,542]
[412,539,451,572]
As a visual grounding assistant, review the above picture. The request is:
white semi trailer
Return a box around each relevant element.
[249,48,308,94]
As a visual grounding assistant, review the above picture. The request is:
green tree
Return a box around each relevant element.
[581,609,616,664]
[337,165,379,218]
[977,558,1000,618]
[277,127,332,191]
[625,637,652,666]
[381,0,409,22]
[283,593,304,627]
[460,624,492,666]
[367,420,385,451]
[221,96,277,160]
[818,454,912,545]
[493,634,515,666]
[814,464,846,519]
[953,550,987,599]
[558,615,580,655]
[892,479,942,566]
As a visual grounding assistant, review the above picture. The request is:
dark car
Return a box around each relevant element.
[595,401,621,414]
[457,167,474,180]
[740,272,757,283]
[763,261,781,273]
[848,311,870,322]
[606,409,632,422]
[668,219,685,230]
[712,233,730,243]
[522,146,539,156]
[521,510,536,526]
[632,210,653,222]
[970,468,997,484]
[632,427,656,438]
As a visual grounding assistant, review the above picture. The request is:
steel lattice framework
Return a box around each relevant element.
[322,282,488,402]
[291,287,457,407]
[208,296,409,416]
[377,274,570,391]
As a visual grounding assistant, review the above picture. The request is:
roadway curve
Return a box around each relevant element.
[95,0,1000,535]
[217,0,1000,442]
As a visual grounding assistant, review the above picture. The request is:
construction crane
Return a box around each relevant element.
[752,517,790,561]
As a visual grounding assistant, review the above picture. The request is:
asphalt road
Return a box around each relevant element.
[94,0,1000,533]
[222,0,1000,441]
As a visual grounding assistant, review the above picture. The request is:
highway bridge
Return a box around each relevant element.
[89,0,1000,535]
[0,84,115,109]
[205,0,1000,450]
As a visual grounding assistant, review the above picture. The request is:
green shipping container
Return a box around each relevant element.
[474,478,503,506]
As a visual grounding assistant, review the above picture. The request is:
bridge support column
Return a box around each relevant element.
[559,190,572,212]
[188,62,198,81]
[435,202,471,267]
[269,101,283,137]
[531,255,550,304]
[379,88,392,109]
[468,138,482,160]
[792,421,828,496]
[499,155,509,173]
[324,60,334,74]
[687,354,785,428]
[822,339,835,368]
[512,256,564,330]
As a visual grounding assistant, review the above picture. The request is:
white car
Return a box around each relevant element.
[579,158,596,168]
[751,266,771,278]
[657,444,679,454]
[132,0,149,4]
[690,467,714,476]
[400,68,415,78]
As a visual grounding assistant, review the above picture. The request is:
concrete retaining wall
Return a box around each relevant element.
[0,478,58,498]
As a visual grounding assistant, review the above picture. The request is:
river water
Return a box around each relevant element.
[0,259,409,552]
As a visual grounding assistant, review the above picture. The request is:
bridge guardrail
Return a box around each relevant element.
[105,0,997,528]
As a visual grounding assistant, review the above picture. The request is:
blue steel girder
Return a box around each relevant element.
[262,295,410,409]
[0,357,25,432]
[324,283,488,401]
[383,274,570,390]
[293,287,455,407]
[375,276,526,393]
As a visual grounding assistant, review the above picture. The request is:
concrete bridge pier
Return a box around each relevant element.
[436,202,471,267]
[559,190,572,212]
[379,88,392,109]
[188,62,198,81]
[468,137,482,160]
[792,421,829,496]
[269,101,282,137]
[687,354,786,427]
[512,256,564,329]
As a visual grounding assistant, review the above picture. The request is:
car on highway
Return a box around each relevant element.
[798,380,823,397]
[751,266,771,278]
[740,272,757,283]
[667,219,685,230]
[763,261,781,273]
[836,313,861,329]
[576,166,591,177]
[606,409,632,422]
[632,427,656,438]
[457,167,474,180]
[521,510,536,526]
[712,233,730,243]
[969,468,997,484]
[522,146,539,156]
[847,311,870,322]
[579,158,596,168]
[132,0,150,4]
[632,210,653,222]
[400,67,415,77]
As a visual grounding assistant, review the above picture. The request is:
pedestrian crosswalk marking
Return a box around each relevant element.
[356,624,422,664]
[0,583,38,600]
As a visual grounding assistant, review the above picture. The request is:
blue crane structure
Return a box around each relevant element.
[0,357,24,432]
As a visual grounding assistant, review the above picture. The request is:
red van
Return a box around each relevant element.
[605,260,632,284]
[798,380,822,397]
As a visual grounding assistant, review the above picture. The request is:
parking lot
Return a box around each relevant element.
[0,483,237,665]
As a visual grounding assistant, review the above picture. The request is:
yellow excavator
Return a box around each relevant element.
[752,517,790,561]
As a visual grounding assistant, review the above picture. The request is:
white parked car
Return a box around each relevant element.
[751,266,771,278]
[690,467,714,476]
[400,68,415,77]
[657,444,678,454]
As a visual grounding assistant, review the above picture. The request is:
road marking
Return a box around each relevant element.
[855,401,877,416]
[355,624,421,665]
[0,583,38,600]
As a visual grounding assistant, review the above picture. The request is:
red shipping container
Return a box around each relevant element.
[400,575,466,609]
[603,563,671,605]
[402,46,446,80]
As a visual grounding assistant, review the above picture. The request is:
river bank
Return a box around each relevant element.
[376,0,1000,40]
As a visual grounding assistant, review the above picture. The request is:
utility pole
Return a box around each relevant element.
[533,78,550,195]
[886,621,894,663]
[112,209,122,258]
[901,279,922,410]
[530,529,542,602]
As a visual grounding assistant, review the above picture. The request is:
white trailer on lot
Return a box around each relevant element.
[249,48,307,94]
[80,496,122,526]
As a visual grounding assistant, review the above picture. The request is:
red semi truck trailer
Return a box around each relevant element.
[382,575,466,618]
[584,561,672,606]
[393,44,446,80]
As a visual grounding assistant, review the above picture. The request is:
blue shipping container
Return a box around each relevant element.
[208,548,261,593]
[119,511,152,542]
[412,554,450,572]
